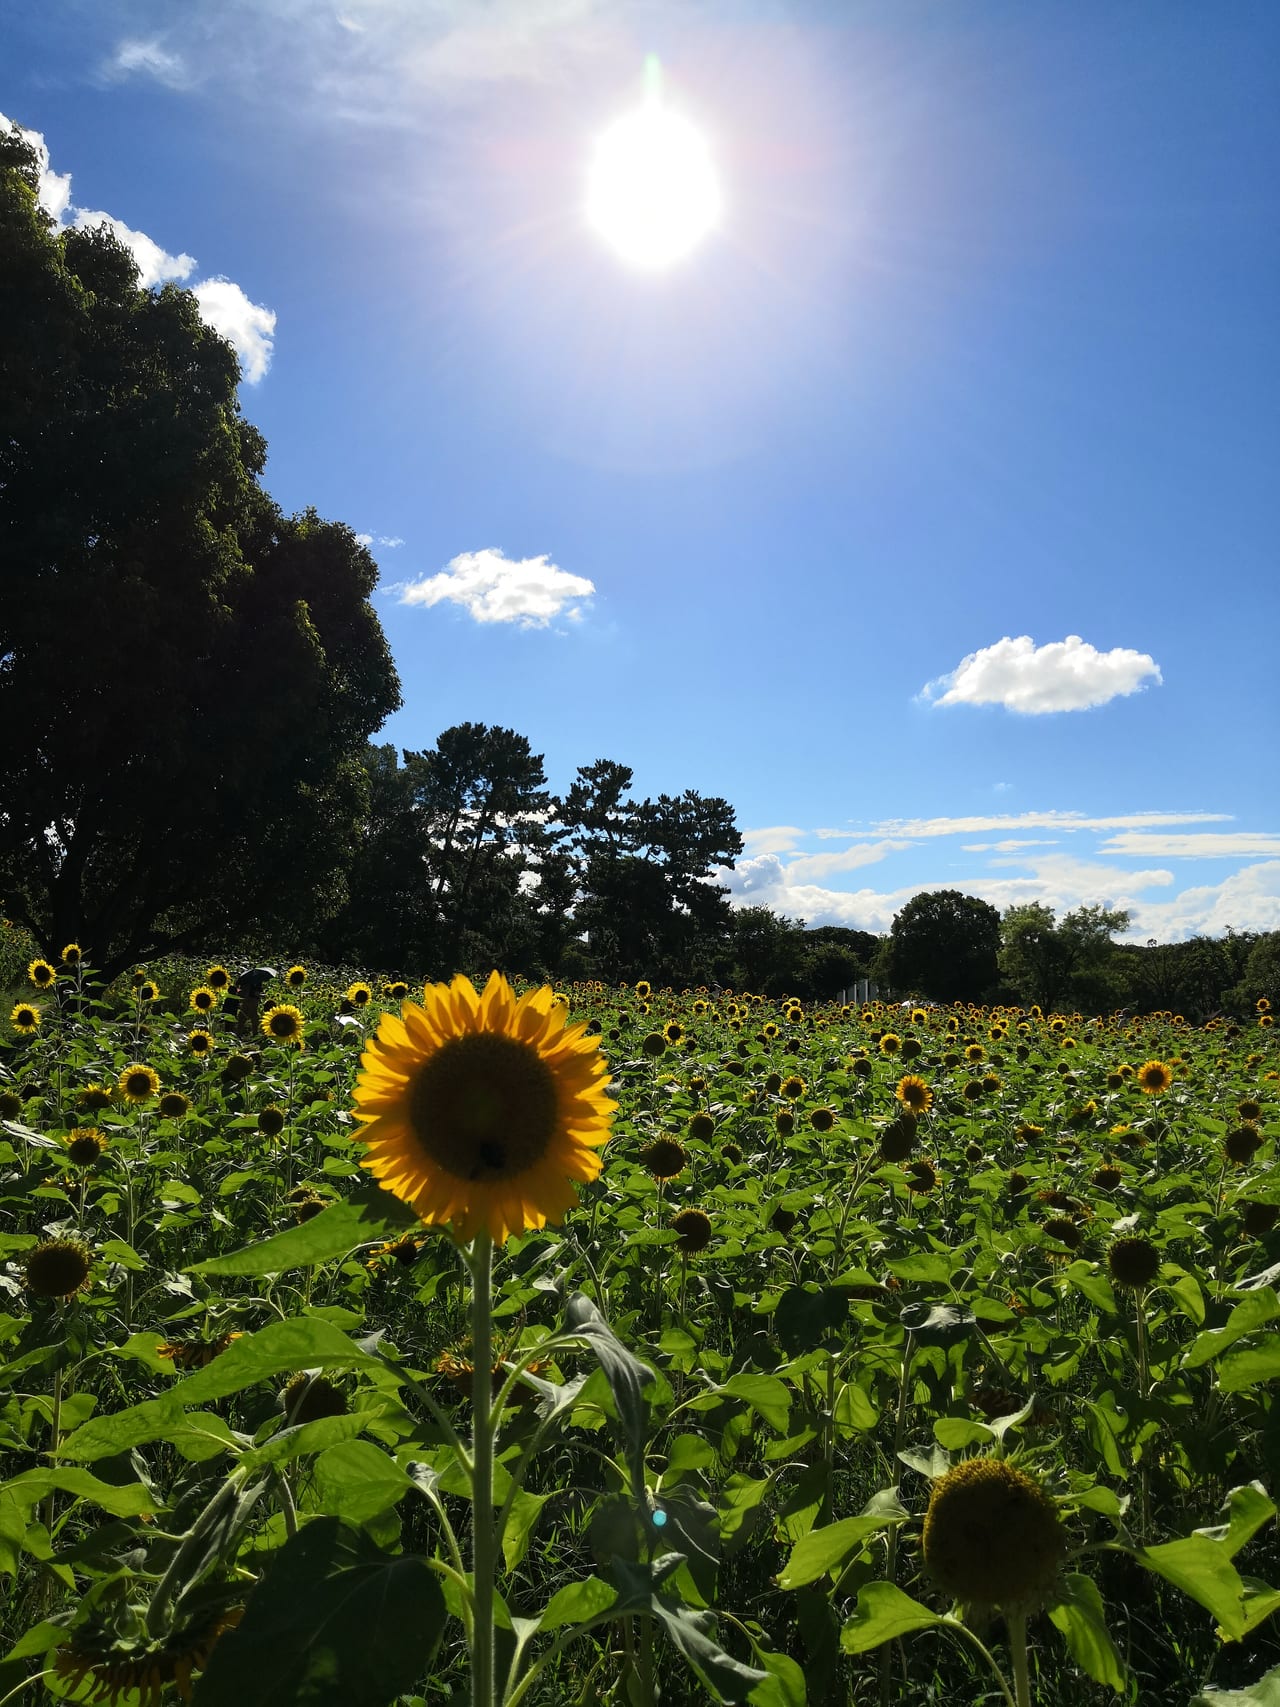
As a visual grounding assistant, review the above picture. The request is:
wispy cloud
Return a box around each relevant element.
[393,547,595,628]
[356,533,405,549]
[190,279,277,384]
[741,826,806,857]
[961,839,1060,853]
[103,37,189,89]
[71,209,195,288]
[919,635,1162,714]
[783,841,913,883]
[1098,831,1280,859]
[871,811,1229,839]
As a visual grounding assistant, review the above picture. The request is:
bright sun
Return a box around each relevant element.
[586,103,722,270]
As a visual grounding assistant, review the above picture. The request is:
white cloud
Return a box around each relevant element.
[741,826,805,857]
[191,278,277,384]
[872,811,1229,840]
[105,38,189,88]
[1098,832,1280,859]
[920,635,1162,714]
[962,839,1061,853]
[355,533,374,547]
[394,548,594,627]
[784,841,914,883]
[379,535,404,548]
[0,112,72,221]
[4,112,276,385]
[72,209,196,288]
[1128,862,1280,941]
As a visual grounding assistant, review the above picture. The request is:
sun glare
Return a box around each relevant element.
[586,103,722,270]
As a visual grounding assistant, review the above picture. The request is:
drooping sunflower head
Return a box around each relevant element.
[640,1136,688,1179]
[962,1078,985,1103]
[205,965,232,992]
[687,1111,716,1143]
[896,1074,932,1114]
[281,1372,348,1424]
[351,972,617,1245]
[261,1004,305,1046]
[137,980,160,1004]
[1042,1215,1083,1251]
[809,1106,836,1133]
[10,1002,40,1035]
[77,1082,114,1111]
[905,1157,939,1193]
[26,1237,93,1298]
[1137,1059,1173,1095]
[61,942,83,967]
[27,958,56,989]
[673,1207,712,1252]
[158,1091,192,1121]
[66,1127,108,1167]
[53,1607,243,1705]
[1107,1236,1161,1290]
[221,1052,255,1084]
[258,1104,287,1137]
[1242,1201,1279,1238]
[780,1074,806,1101]
[1224,1124,1263,1165]
[774,1110,796,1138]
[1237,1098,1263,1123]
[922,1457,1065,1613]
[0,1089,24,1120]
[118,1063,160,1104]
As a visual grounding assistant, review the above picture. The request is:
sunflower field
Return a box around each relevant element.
[1,951,1278,1707]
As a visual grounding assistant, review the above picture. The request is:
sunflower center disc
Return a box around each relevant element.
[408,1032,560,1181]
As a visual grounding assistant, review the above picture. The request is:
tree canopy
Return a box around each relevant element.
[878,889,1001,1003]
[0,125,401,975]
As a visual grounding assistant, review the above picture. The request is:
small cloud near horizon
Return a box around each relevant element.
[393,547,595,628]
[919,635,1161,714]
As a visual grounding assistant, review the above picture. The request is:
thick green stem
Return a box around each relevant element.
[40,1367,63,1538]
[470,1232,496,1707]
[879,1331,915,1707]
[1135,1288,1151,1540]
[1007,1611,1032,1707]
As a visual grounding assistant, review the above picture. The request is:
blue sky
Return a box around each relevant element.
[4,1,1278,941]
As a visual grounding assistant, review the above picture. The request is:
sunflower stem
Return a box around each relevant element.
[1007,1611,1032,1707]
[470,1230,497,1707]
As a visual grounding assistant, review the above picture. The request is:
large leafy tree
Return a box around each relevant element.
[1000,902,1131,1011]
[878,889,1002,1003]
[556,764,743,982]
[0,126,400,975]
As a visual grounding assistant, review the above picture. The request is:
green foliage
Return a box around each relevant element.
[879,888,1002,1002]
[0,125,401,978]
[1,944,1279,1703]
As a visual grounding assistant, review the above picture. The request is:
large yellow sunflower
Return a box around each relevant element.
[352,972,617,1245]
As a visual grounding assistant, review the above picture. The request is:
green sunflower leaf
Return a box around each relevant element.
[187,1183,420,1275]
